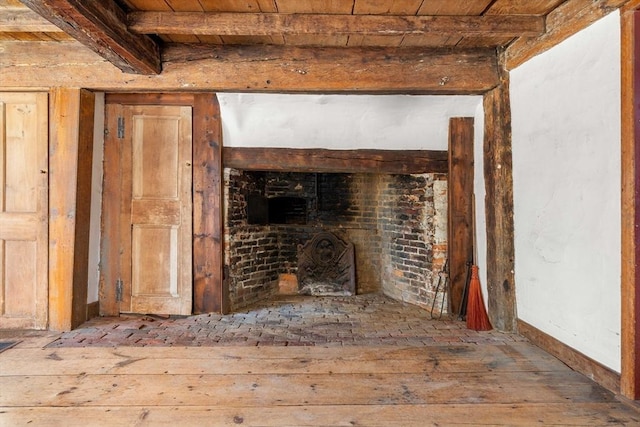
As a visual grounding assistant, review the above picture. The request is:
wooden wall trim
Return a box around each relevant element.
[193,94,226,314]
[71,89,95,329]
[223,148,448,174]
[505,0,630,70]
[518,319,621,394]
[483,56,517,333]
[49,88,95,331]
[0,41,499,94]
[99,103,123,317]
[447,118,474,315]
[101,93,226,315]
[86,301,100,320]
[621,5,640,401]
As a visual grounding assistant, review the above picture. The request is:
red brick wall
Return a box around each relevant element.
[224,169,448,312]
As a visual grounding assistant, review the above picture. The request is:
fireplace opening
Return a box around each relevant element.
[247,195,308,225]
[224,169,448,313]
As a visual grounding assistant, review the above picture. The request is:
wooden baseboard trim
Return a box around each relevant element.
[517,319,620,394]
[86,301,100,320]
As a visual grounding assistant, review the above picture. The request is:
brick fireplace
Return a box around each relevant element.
[223,169,448,313]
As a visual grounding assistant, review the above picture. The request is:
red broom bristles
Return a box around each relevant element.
[466,265,492,331]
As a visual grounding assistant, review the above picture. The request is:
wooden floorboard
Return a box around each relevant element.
[2,403,638,427]
[1,343,639,426]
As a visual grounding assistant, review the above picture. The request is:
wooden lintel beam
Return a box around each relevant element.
[223,148,448,174]
[21,0,161,74]
[0,8,63,33]
[0,41,499,94]
[128,12,545,38]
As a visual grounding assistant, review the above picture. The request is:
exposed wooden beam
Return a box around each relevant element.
[20,0,161,74]
[193,94,227,315]
[128,12,545,38]
[222,148,448,174]
[0,41,499,94]
[447,118,475,316]
[505,0,629,70]
[48,88,95,331]
[621,4,640,401]
[0,7,62,32]
[483,54,517,333]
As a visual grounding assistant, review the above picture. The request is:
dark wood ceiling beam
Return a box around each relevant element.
[0,8,62,32]
[21,0,161,74]
[128,12,545,38]
[0,41,498,94]
[505,0,629,69]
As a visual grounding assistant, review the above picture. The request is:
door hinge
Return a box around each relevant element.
[117,117,125,139]
[116,279,123,302]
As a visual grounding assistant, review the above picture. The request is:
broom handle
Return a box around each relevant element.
[472,193,477,266]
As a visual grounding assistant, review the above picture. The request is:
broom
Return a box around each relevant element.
[466,195,492,331]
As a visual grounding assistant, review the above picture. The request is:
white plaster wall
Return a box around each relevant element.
[87,93,105,303]
[473,103,488,304]
[218,94,481,150]
[510,11,621,371]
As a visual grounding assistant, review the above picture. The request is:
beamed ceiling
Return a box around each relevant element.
[0,0,631,93]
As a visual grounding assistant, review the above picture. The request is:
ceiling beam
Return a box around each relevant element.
[505,0,629,69]
[21,0,161,74]
[128,12,546,38]
[0,41,499,94]
[0,8,62,32]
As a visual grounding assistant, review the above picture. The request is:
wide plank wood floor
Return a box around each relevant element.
[1,296,639,425]
[1,338,639,426]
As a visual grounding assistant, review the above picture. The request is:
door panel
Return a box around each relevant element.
[0,92,48,329]
[119,105,192,315]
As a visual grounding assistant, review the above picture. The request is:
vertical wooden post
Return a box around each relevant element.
[99,103,123,317]
[49,88,95,331]
[483,56,517,333]
[447,117,475,315]
[621,6,640,400]
[193,93,227,314]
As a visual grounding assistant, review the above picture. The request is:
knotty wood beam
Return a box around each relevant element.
[447,118,474,316]
[505,0,628,70]
[128,12,545,38]
[483,55,517,333]
[0,41,498,93]
[621,5,640,401]
[21,0,160,74]
[193,94,227,315]
[0,7,62,32]
[223,148,448,174]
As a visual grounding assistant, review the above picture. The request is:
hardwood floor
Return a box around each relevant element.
[1,297,638,425]
[1,336,639,425]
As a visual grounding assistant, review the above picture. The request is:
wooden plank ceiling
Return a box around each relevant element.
[0,0,570,76]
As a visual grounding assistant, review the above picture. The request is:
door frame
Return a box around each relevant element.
[100,93,226,316]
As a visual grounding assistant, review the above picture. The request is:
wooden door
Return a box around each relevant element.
[111,104,193,315]
[0,92,48,329]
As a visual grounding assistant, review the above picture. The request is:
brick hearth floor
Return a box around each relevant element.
[46,294,526,348]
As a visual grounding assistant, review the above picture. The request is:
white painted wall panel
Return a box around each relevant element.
[510,11,621,371]
[474,103,488,304]
[218,94,481,150]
